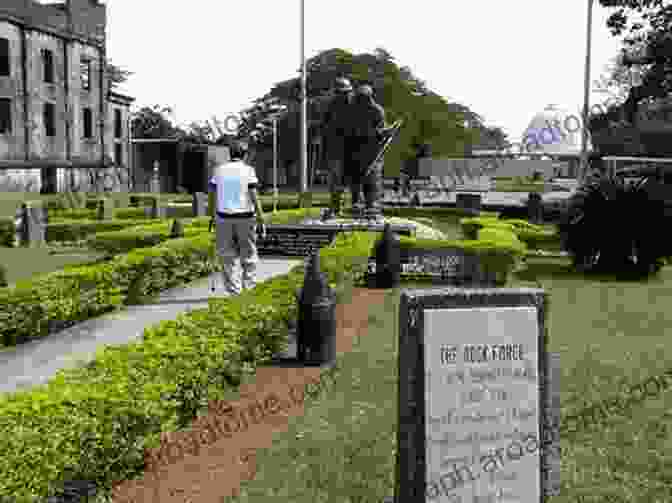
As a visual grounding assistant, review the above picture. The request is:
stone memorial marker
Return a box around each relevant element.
[368,248,500,287]
[18,202,46,248]
[456,193,482,216]
[394,287,559,503]
[192,192,208,217]
[96,197,114,220]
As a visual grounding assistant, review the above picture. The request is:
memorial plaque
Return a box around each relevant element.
[367,248,494,286]
[395,288,558,503]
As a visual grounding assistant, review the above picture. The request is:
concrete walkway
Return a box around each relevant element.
[0,258,301,396]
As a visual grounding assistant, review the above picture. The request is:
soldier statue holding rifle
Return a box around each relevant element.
[322,78,398,221]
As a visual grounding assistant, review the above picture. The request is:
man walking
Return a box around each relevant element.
[322,77,355,217]
[208,141,267,295]
[348,84,387,220]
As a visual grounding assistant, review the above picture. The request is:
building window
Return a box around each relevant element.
[43,102,55,137]
[82,107,93,138]
[0,98,11,133]
[81,58,91,90]
[42,49,54,83]
[114,109,122,138]
[0,38,9,77]
[115,143,123,165]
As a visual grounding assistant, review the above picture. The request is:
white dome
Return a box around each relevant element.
[521,104,592,155]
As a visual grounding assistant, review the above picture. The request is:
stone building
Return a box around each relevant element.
[0,0,134,193]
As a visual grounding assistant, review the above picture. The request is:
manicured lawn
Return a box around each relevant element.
[0,247,107,286]
[223,249,672,502]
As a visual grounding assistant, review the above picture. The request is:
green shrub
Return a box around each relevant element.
[0,225,371,499]
[86,224,204,255]
[0,217,15,247]
[0,264,6,287]
[50,208,96,220]
[114,207,149,220]
[558,177,670,276]
[170,219,184,238]
[46,219,148,243]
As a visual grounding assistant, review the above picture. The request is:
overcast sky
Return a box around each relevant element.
[106,1,627,142]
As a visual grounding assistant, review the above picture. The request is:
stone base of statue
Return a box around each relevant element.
[256,208,415,257]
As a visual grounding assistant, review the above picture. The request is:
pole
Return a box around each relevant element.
[580,0,594,183]
[299,0,308,195]
[273,117,278,213]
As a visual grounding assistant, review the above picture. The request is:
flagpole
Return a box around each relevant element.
[299,0,308,195]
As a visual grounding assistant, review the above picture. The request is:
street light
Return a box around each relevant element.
[579,0,594,183]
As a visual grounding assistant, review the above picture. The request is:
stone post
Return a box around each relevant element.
[18,202,46,248]
[192,192,207,217]
[96,197,114,220]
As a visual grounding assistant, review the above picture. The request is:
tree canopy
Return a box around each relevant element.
[588,1,672,155]
[235,47,496,177]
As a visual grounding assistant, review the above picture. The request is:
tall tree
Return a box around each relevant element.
[131,105,183,139]
[238,47,482,178]
[599,0,672,122]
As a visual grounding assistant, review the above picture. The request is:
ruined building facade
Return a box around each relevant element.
[0,0,134,192]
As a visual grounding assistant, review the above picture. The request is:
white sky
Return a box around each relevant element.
[106,1,627,142]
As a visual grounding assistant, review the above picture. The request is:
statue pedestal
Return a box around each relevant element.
[256,219,415,257]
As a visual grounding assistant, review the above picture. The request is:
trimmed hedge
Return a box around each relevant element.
[46,219,149,244]
[0,231,372,501]
[0,211,525,500]
[0,232,221,348]
[86,221,205,255]
[460,216,561,251]
[0,217,15,247]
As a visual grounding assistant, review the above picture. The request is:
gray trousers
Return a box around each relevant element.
[215,217,258,295]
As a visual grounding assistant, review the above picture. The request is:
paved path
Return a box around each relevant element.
[0,258,301,396]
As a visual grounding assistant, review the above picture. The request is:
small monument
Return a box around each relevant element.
[295,248,337,366]
[150,160,161,193]
[392,287,560,502]
[192,192,207,217]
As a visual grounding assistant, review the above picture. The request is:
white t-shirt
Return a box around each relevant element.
[208,161,259,219]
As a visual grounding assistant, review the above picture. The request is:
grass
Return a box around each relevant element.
[222,289,400,503]
[217,224,672,501]
[0,247,106,286]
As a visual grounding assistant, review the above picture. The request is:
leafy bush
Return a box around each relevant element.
[46,219,148,243]
[0,264,7,287]
[0,228,368,500]
[113,207,150,220]
[557,176,671,276]
[86,223,204,255]
[0,217,15,247]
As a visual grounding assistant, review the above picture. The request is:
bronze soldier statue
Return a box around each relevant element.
[322,77,355,217]
[348,84,387,221]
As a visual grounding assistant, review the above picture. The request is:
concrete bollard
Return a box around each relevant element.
[192,192,207,217]
[96,198,114,220]
[527,192,543,224]
[149,197,166,219]
[18,202,46,248]
[295,248,336,366]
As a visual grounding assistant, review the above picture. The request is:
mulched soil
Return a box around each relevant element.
[109,287,389,503]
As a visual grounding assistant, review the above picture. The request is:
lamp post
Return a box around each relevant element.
[273,116,278,213]
[579,0,594,183]
[299,0,308,195]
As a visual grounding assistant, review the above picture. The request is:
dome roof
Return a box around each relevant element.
[522,104,592,155]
